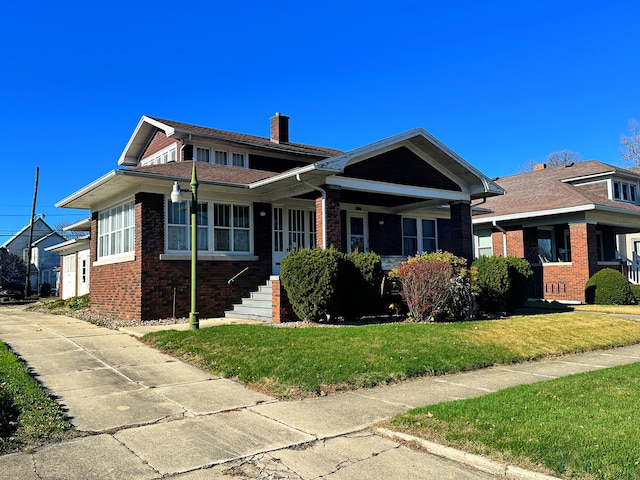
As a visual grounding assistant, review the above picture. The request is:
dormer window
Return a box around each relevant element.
[194,147,247,167]
[140,145,177,166]
[613,180,638,203]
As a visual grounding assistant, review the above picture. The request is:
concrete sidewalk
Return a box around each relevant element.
[0,306,639,480]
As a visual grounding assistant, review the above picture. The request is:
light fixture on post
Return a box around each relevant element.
[170,162,199,330]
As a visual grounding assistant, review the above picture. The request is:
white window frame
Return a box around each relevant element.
[347,213,368,253]
[166,200,209,252]
[195,147,211,163]
[612,179,639,204]
[140,145,177,166]
[165,199,253,254]
[475,230,493,258]
[97,200,135,260]
[192,146,248,167]
[402,217,437,256]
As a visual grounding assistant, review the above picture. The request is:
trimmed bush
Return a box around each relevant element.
[280,249,384,322]
[280,248,344,322]
[630,283,640,304]
[397,260,452,322]
[473,256,533,313]
[585,268,634,305]
[343,251,384,318]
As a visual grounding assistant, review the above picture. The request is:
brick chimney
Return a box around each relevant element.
[534,163,547,171]
[270,112,289,144]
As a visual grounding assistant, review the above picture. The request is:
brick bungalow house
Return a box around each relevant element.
[55,113,503,322]
[472,161,640,303]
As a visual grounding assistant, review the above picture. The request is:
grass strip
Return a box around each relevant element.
[388,362,640,480]
[142,312,640,398]
[0,342,72,452]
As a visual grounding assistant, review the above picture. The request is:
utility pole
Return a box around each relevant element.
[25,167,39,298]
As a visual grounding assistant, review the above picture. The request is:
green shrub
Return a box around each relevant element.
[343,251,383,318]
[64,294,90,311]
[280,248,345,322]
[630,283,640,303]
[585,268,634,305]
[473,256,533,313]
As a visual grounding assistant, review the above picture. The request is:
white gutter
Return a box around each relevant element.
[296,174,326,248]
[471,204,597,225]
[249,163,333,189]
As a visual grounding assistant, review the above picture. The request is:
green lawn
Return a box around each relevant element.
[0,342,72,452]
[142,312,640,398]
[387,362,640,480]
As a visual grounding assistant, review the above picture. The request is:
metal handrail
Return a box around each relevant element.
[228,267,250,285]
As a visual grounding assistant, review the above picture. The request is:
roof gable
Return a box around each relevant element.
[1,218,55,249]
[340,146,462,192]
[118,116,343,166]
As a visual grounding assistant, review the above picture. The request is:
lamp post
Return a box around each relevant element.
[170,162,199,330]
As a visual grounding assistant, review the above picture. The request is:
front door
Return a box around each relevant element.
[347,213,368,253]
[272,207,316,274]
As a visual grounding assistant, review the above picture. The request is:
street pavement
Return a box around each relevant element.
[0,305,638,479]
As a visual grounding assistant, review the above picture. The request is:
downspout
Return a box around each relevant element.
[296,174,326,248]
[493,220,508,257]
[179,134,192,162]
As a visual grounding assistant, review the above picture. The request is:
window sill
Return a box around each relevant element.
[93,253,136,266]
[160,253,259,262]
[533,261,572,267]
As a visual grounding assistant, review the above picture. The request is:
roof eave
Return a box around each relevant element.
[472,204,596,224]
[118,116,176,166]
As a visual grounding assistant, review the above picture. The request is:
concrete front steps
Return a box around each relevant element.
[224,280,272,321]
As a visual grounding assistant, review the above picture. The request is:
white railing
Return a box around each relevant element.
[616,251,640,284]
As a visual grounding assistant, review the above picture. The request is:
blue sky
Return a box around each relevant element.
[2,0,639,240]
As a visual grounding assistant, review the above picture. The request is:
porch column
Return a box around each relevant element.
[317,186,342,250]
[448,201,472,263]
[569,221,598,302]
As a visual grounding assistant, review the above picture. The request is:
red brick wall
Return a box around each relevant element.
[271,277,297,323]
[89,193,272,322]
[89,205,142,321]
[324,187,342,250]
[439,202,472,263]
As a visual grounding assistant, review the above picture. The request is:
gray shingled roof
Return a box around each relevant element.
[130,161,280,186]
[147,116,344,158]
[474,160,640,220]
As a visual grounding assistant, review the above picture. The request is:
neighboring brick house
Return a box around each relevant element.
[472,161,640,303]
[55,113,503,322]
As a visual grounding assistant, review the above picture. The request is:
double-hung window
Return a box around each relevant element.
[402,218,437,256]
[195,147,210,163]
[475,230,493,258]
[214,150,228,165]
[166,198,251,254]
[193,146,247,167]
[98,200,135,258]
[167,201,209,251]
[214,203,250,252]
[613,180,638,203]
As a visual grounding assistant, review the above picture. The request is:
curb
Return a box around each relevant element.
[376,428,561,480]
